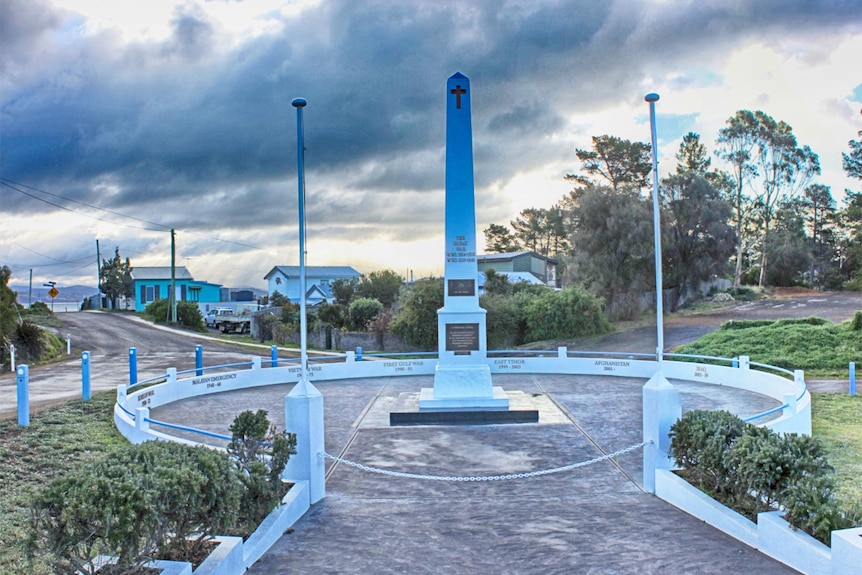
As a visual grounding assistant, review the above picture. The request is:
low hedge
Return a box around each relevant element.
[27,410,296,574]
[669,410,859,545]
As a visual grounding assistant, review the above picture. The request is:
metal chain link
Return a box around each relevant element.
[321,440,650,482]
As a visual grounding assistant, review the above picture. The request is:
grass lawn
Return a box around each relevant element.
[674,316,862,379]
[0,392,127,574]
[811,393,862,510]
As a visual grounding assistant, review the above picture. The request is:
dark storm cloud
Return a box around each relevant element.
[2,0,861,238]
[0,0,63,75]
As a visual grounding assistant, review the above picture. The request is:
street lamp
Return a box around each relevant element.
[292,97,308,382]
[645,93,664,370]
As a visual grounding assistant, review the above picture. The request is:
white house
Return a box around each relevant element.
[264,266,361,305]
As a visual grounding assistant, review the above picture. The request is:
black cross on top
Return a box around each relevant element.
[450,85,467,109]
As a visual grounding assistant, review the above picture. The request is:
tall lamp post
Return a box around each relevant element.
[642,92,680,495]
[285,97,325,504]
[292,97,309,382]
[645,93,664,370]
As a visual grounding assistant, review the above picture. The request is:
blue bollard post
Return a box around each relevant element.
[850,362,856,397]
[271,345,278,368]
[129,347,137,385]
[195,344,203,376]
[356,347,362,362]
[81,351,91,401]
[17,364,29,426]
[732,358,739,368]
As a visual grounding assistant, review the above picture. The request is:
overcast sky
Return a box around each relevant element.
[2,0,861,293]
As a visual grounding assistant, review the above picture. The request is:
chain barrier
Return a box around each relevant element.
[322,440,650,482]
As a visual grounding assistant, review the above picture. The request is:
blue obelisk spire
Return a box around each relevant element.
[443,72,479,303]
[420,72,508,411]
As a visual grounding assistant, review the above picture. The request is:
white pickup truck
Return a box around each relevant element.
[205,306,257,334]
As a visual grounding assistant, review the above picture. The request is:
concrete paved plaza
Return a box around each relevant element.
[152,374,800,574]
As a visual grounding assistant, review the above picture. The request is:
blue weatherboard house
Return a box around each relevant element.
[131,266,222,312]
[264,266,360,305]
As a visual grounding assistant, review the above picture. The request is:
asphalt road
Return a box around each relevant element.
[0,311,272,419]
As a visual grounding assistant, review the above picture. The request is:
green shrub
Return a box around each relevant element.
[24,302,52,317]
[669,409,852,545]
[143,299,204,331]
[348,297,383,331]
[389,279,443,350]
[782,474,860,545]
[522,285,610,343]
[852,310,862,331]
[669,410,746,495]
[228,410,297,531]
[15,320,44,359]
[28,441,243,573]
[480,293,519,349]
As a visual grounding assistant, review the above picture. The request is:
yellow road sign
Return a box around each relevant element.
[48,286,59,298]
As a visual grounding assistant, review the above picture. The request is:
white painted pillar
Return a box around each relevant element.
[284,379,325,504]
[642,373,681,493]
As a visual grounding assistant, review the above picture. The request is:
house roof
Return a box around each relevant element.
[478,271,544,288]
[131,266,194,281]
[477,251,558,265]
[264,266,361,280]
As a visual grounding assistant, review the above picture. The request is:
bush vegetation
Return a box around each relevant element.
[143,299,205,331]
[390,278,610,350]
[13,402,294,574]
[669,410,860,545]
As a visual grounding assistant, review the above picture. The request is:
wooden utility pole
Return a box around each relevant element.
[170,229,177,324]
[95,239,102,309]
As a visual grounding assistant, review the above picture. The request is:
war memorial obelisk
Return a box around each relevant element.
[418,72,510,412]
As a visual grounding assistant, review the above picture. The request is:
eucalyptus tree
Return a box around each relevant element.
[715,111,759,291]
[764,199,809,287]
[839,119,862,285]
[749,111,820,286]
[568,184,654,319]
[837,191,862,287]
[801,184,837,288]
[661,173,736,311]
[843,124,862,181]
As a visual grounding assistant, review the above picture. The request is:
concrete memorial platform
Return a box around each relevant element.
[149,374,799,574]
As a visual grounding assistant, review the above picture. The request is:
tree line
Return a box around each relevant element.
[485,109,862,317]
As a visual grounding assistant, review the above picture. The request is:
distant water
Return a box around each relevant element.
[21,302,82,313]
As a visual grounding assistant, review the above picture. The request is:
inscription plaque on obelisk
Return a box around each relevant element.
[419,72,509,411]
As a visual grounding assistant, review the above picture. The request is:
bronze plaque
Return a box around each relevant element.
[445,323,479,352]
[448,279,475,296]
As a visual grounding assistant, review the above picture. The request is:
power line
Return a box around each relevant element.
[1,177,280,254]
[0,178,168,232]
